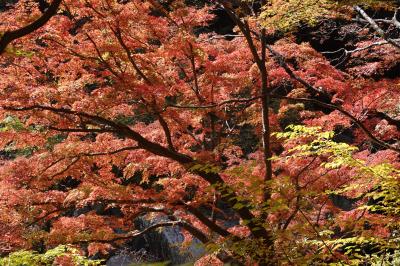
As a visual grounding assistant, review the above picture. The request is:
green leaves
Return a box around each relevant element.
[274,125,359,168]
[1,116,25,132]
[0,245,103,266]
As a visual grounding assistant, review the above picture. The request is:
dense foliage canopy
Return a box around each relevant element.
[0,0,399,265]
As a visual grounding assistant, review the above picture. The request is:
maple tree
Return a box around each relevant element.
[0,0,399,265]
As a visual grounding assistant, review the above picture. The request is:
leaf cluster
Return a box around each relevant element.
[275,125,400,264]
[0,245,103,266]
[259,0,397,32]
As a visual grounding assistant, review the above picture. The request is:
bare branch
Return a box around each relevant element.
[322,40,397,56]
[354,6,400,50]
[353,7,400,30]
[393,8,400,29]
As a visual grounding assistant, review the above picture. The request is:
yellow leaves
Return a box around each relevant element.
[274,125,360,167]
[273,124,324,140]
[3,45,35,58]
[63,188,89,206]
[258,0,396,32]
[279,124,400,224]
[188,162,221,174]
[259,0,333,32]
[318,229,335,237]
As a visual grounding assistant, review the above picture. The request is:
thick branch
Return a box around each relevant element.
[0,0,62,54]
[353,7,400,30]
[260,28,273,206]
[156,113,176,151]
[183,203,233,238]
[217,1,263,68]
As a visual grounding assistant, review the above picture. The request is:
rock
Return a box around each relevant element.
[106,215,205,266]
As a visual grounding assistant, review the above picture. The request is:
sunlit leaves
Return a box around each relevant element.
[260,0,333,31]
[274,124,400,263]
[0,245,103,266]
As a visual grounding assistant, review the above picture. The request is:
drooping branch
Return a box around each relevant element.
[0,0,62,54]
[74,219,243,265]
[261,43,400,153]
[4,105,190,161]
[111,27,177,151]
[166,90,399,154]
